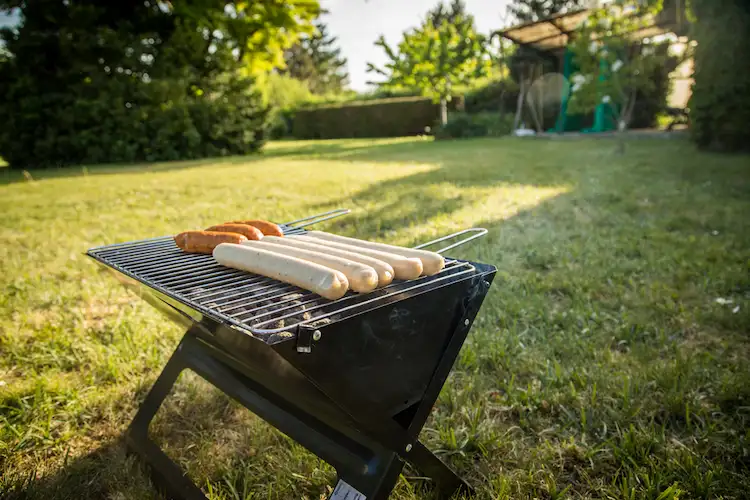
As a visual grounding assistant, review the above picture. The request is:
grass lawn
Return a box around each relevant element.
[1,137,749,499]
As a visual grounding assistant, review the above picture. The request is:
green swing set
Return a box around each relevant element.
[553,49,618,133]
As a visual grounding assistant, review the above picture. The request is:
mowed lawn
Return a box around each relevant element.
[1,137,749,499]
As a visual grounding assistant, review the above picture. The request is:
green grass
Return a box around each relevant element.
[1,137,749,499]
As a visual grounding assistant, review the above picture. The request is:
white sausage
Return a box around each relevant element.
[261,235,395,287]
[290,235,423,280]
[242,240,378,293]
[305,231,445,276]
[212,243,348,300]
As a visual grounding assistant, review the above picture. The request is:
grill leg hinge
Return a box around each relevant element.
[296,325,319,353]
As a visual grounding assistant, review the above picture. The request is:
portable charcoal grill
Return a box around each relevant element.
[87,209,497,500]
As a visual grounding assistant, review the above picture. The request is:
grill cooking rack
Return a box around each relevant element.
[88,209,497,500]
[88,211,488,339]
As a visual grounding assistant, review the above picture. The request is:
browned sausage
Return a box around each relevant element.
[228,219,284,237]
[205,223,263,241]
[174,231,247,254]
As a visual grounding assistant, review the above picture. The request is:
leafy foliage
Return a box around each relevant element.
[688,0,750,152]
[567,3,667,133]
[366,0,491,124]
[283,21,348,94]
[433,111,513,139]
[0,0,318,168]
[507,0,586,22]
[261,72,314,112]
[169,0,321,74]
[464,79,520,114]
[259,72,314,139]
[291,96,463,139]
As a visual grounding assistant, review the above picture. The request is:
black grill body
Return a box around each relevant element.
[88,217,496,500]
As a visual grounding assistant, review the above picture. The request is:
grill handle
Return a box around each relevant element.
[414,228,488,254]
[282,208,351,229]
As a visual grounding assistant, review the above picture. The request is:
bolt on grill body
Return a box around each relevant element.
[88,209,497,500]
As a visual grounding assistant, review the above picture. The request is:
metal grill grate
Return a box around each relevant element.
[88,221,481,337]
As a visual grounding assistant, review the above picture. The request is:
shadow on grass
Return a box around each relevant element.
[0,441,155,500]
[0,138,428,186]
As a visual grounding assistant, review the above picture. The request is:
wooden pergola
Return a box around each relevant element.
[493,7,686,54]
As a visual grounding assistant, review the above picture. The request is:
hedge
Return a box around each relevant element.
[464,79,519,115]
[689,0,750,152]
[0,71,268,169]
[291,96,464,139]
[434,112,513,140]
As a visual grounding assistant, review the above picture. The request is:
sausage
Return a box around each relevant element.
[244,240,378,293]
[212,243,349,300]
[174,231,247,254]
[261,235,394,287]
[290,235,423,280]
[228,219,284,237]
[305,231,445,276]
[205,223,263,241]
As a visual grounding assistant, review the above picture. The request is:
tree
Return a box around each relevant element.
[283,21,349,94]
[567,1,667,152]
[507,0,586,23]
[688,0,750,152]
[0,0,320,168]
[367,0,491,125]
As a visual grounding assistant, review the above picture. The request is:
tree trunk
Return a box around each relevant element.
[440,97,448,126]
[513,80,526,131]
[616,91,637,154]
[616,119,627,154]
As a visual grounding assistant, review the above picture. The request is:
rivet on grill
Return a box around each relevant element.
[464,319,470,326]
[405,444,412,452]
[312,330,322,341]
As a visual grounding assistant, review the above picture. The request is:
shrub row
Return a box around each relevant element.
[291,96,464,139]
[434,112,513,140]
[0,70,269,169]
[464,79,520,115]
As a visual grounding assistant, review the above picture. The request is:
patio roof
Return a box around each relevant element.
[493,8,677,52]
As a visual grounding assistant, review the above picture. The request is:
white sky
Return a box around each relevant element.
[321,0,512,91]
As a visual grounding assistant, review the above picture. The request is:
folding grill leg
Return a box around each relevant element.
[127,331,415,500]
[126,338,206,500]
[180,335,410,500]
[406,441,472,498]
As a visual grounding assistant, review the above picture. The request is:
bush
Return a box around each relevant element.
[689,0,750,152]
[291,96,464,139]
[0,3,271,169]
[0,67,269,168]
[261,72,313,111]
[257,74,313,140]
[464,79,520,115]
[267,110,295,140]
[433,112,513,140]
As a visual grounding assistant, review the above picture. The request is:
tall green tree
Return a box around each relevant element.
[367,0,491,125]
[283,21,349,94]
[0,0,319,168]
[688,0,750,152]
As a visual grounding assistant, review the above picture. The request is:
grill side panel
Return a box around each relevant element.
[273,268,494,416]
